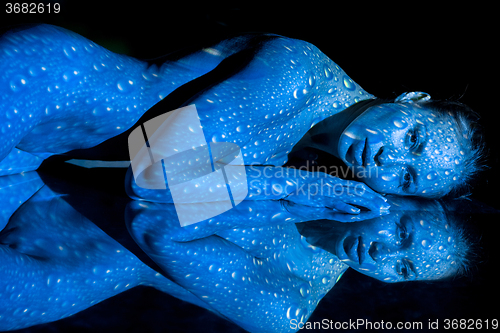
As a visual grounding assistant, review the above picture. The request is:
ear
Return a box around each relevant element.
[395,91,431,104]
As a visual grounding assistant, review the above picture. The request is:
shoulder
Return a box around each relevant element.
[1,23,85,42]
[223,34,327,86]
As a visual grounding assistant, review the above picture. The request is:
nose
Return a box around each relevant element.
[368,241,399,262]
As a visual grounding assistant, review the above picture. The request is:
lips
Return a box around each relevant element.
[343,235,366,265]
[345,140,362,166]
[345,138,371,167]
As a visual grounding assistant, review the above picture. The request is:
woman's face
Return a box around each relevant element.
[337,103,465,197]
[332,209,459,282]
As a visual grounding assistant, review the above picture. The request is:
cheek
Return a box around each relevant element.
[354,166,402,194]
[367,262,401,282]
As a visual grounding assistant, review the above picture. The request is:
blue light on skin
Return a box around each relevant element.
[337,102,465,197]
[1,24,390,213]
[300,196,460,282]
[0,184,214,331]
[1,177,460,331]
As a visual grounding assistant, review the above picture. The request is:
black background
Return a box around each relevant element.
[1,2,499,332]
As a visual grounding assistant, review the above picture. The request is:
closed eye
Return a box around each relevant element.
[397,259,417,280]
[400,166,418,193]
[406,125,427,155]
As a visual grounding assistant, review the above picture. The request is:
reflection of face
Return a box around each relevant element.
[331,210,458,282]
[338,103,465,197]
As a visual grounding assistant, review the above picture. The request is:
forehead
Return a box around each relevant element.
[406,218,457,280]
[373,214,458,282]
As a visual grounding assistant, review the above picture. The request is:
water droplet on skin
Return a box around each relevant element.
[117,79,134,92]
[454,158,461,165]
[28,65,47,77]
[1,123,11,134]
[421,239,432,249]
[10,75,27,92]
[92,265,112,276]
[63,45,79,60]
[6,107,19,119]
[343,75,356,91]
[62,69,79,82]
[392,117,407,129]
[381,173,397,181]
[93,62,107,72]
[426,171,438,181]
[84,42,96,53]
[286,305,301,320]
[328,87,337,94]
[211,132,227,142]
[208,264,222,273]
[323,64,333,80]
[231,270,244,281]
[92,105,111,116]
[293,87,309,100]
[308,73,316,87]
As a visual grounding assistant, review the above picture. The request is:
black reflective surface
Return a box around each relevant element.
[1,3,498,333]
[0,160,497,332]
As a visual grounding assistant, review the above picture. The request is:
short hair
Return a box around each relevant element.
[419,100,487,199]
[430,198,483,281]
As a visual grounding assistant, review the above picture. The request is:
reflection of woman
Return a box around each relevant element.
[0,25,484,210]
[0,173,475,332]
[126,195,475,332]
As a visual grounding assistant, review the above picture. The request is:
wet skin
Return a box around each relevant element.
[0,171,462,332]
[337,103,465,197]
[298,196,459,282]
[0,24,392,214]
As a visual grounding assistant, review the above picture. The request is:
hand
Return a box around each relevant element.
[282,199,389,222]
[282,173,390,214]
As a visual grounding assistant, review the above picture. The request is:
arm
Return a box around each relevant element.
[126,163,390,214]
[126,201,336,333]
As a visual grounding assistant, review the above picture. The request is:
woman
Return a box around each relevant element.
[0,169,475,332]
[0,25,484,211]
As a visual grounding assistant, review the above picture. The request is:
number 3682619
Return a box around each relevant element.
[6,3,60,14]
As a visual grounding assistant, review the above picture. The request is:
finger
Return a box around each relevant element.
[325,179,387,202]
[336,194,390,212]
[328,200,361,214]
[326,189,390,211]
[345,182,387,202]
[327,209,389,222]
